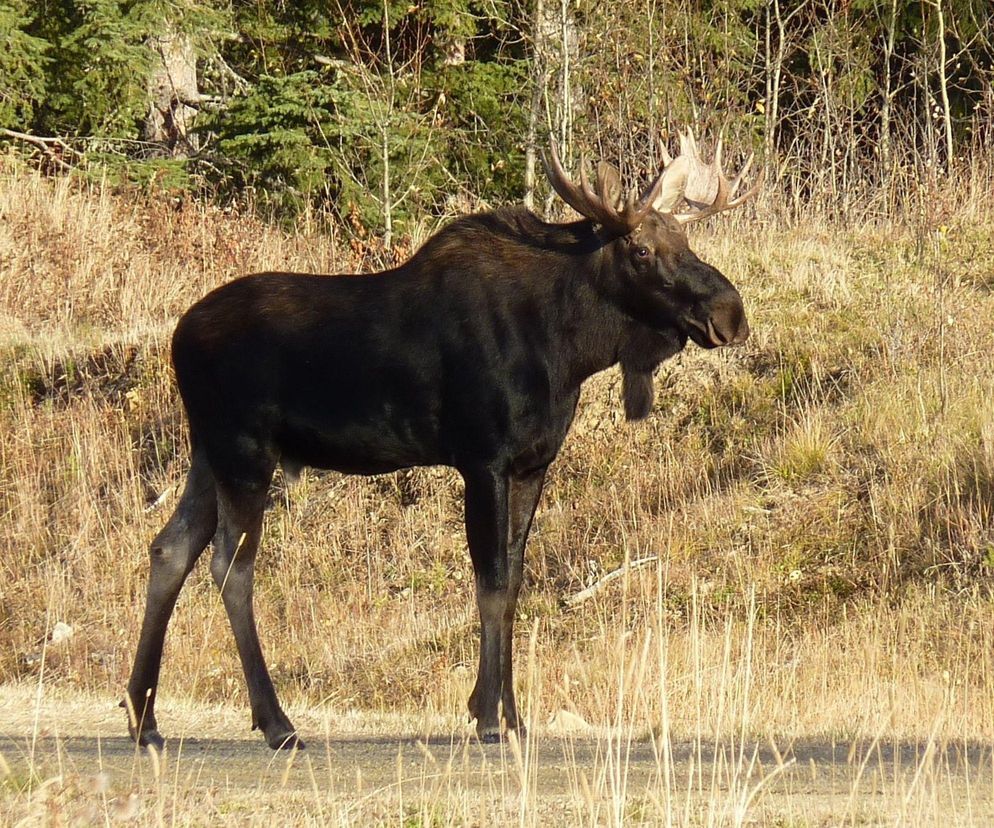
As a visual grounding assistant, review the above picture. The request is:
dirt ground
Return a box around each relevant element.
[2,685,993,825]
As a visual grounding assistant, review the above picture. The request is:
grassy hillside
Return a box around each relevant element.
[2,157,994,755]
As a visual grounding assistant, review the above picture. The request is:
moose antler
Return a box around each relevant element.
[653,128,763,224]
[541,142,666,235]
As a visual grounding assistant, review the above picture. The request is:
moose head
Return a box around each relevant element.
[543,130,762,418]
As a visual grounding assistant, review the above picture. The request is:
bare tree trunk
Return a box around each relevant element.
[439,34,466,66]
[144,28,200,155]
[558,0,574,155]
[880,0,897,204]
[880,0,898,178]
[910,0,934,178]
[765,2,773,160]
[524,0,548,210]
[541,0,579,215]
[381,124,392,250]
[768,0,805,182]
[381,0,394,250]
[646,0,658,166]
[934,0,955,170]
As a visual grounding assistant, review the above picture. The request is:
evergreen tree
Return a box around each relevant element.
[0,1,49,130]
[0,0,988,224]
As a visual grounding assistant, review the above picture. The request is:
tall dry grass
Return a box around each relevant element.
[2,154,994,822]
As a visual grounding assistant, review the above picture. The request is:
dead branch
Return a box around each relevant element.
[0,128,78,171]
[565,555,659,607]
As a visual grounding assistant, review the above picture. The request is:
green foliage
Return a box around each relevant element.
[225,0,337,76]
[201,66,444,227]
[199,0,528,226]
[440,60,528,200]
[423,0,488,41]
[0,0,991,229]
[352,0,414,29]
[806,12,876,110]
[37,0,153,136]
[343,0,495,43]
[201,71,344,216]
[0,1,49,129]
[24,0,227,138]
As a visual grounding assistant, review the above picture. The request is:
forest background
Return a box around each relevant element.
[2,0,992,236]
[3,2,994,822]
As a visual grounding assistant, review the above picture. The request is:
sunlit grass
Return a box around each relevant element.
[3,161,994,822]
[2,588,992,825]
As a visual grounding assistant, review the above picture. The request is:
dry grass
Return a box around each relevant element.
[2,156,994,823]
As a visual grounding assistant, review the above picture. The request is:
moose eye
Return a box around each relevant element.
[634,246,650,259]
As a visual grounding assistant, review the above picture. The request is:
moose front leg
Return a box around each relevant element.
[462,467,511,742]
[499,465,548,734]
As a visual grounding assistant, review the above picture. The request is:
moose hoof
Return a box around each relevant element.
[474,723,526,744]
[475,722,503,744]
[266,730,305,751]
[135,728,165,752]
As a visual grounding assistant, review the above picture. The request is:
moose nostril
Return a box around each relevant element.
[706,317,730,346]
[707,292,749,346]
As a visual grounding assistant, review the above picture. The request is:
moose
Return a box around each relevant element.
[124,131,761,750]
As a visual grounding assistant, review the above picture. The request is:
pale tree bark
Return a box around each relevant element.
[911,0,941,175]
[381,0,394,250]
[556,0,576,154]
[879,0,899,174]
[542,0,579,214]
[524,0,549,209]
[527,0,578,214]
[439,33,466,66]
[933,0,955,170]
[766,0,806,180]
[144,28,200,155]
[764,2,772,157]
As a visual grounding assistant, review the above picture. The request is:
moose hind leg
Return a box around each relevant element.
[126,447,217,749]
[211,481,302,750]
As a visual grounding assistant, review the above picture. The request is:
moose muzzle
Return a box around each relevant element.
[687,289,749,348]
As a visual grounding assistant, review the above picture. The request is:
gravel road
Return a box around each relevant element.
[2,687,992,824]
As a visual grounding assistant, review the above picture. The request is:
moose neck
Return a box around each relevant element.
[558,273,632,386]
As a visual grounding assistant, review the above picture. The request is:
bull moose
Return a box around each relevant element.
[124,131,761,750]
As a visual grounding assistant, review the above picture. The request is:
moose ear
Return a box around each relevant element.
[596,162,623,209]
[621,368,654,421]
